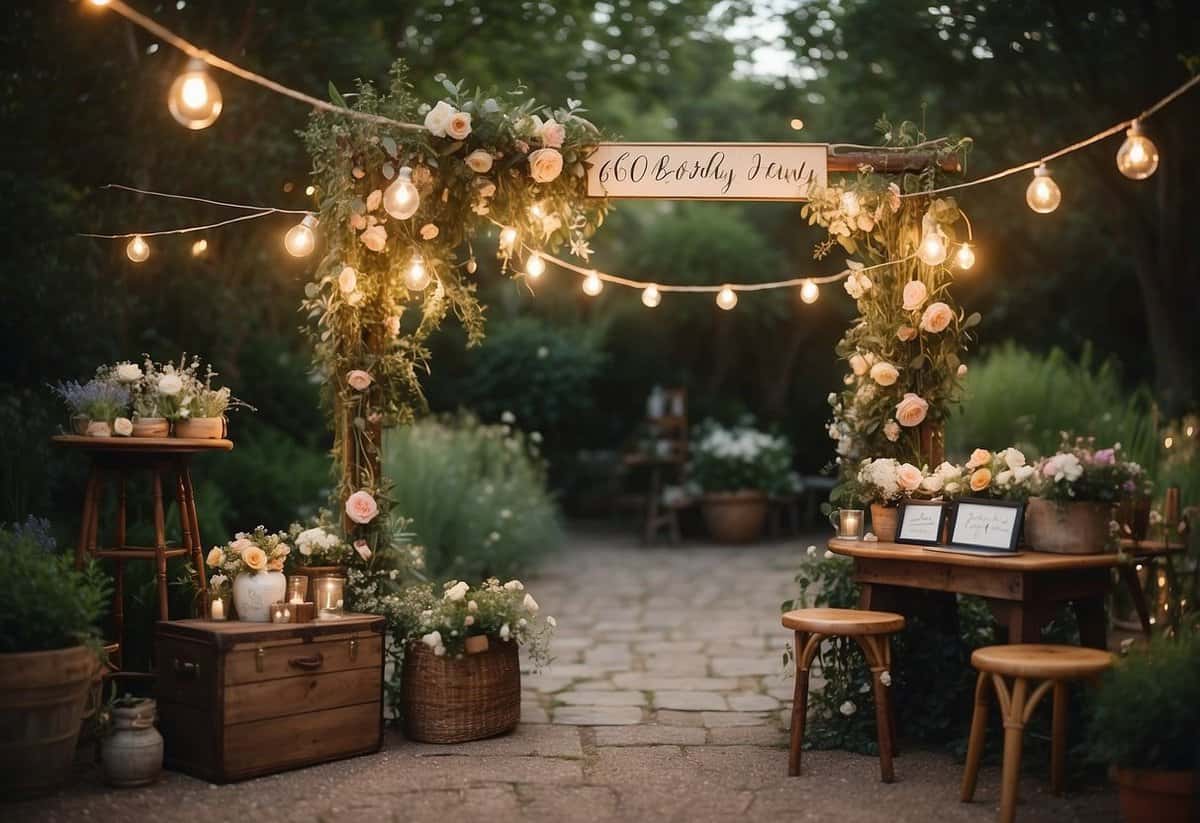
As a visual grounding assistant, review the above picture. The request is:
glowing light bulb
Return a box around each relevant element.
[167,59,222,129]
[530,203,545,218]
[582,272,603,296]
[642,285,661,308]
[499,226,518,251]
[126,235,150,263]
[284,215,318,258]
[917,229,948,266]
[716,286,738,310]
[383,166,420,220]
[800,279,819,304]
[405,255,430,291]
[305,185,316,196]
[789,118,804,130]
[191,238,208,257]
[1026,164,1061,214]
[525,253,546,279]
[1116,120,1159,180]
[954,242,975,270]
[89,0,111,6]
[1164,436,1174,449]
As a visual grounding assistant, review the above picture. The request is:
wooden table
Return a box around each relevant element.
[54,435,233,667]
[827,537,1182,649]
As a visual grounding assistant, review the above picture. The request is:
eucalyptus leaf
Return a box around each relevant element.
[381,136,398,158]
[963,312,982,329]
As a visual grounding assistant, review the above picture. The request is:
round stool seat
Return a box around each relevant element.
[971,644,1112,680]
[782,607,905,636]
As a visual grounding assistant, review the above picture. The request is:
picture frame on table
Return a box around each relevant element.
[894,499,948,546]
[947,498,1025,552]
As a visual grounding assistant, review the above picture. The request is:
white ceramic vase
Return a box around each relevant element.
[233,571,286,622]
[101,700,163,787]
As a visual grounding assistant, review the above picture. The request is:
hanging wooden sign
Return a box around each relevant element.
[585,142,828,201]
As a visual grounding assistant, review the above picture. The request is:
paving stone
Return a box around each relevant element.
[573,679,617,690]
[652,691,728,712]
[634,640,705,655]
[556,690,647,707]
[594,725,708,746]
[700,711,770,727]
[642,654,710,677]
[523,674,575,693]
[727,693,781,712]
[711,657,782,677]
[653,709,707,727]
[708,725,789,746]
[612,673,738,691]
[552,705,643,725]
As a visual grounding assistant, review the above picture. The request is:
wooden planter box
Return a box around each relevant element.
[155,614,385,783]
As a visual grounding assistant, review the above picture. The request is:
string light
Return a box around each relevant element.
[126,235,150,263]
[191,238,208,257]
[800,279,819,304]
[1025,164,1062,213]
[917,229,949,266]
[790,118,804,130]
[305,185,316,196]
[405,255,430,291]
[1116,120,1159,180]
[525,253,546,279]
[89,0,111,6]
[582,271,603,296]
[642,285,661,308]
[716,286,738,310]
[954,242,975,270]
[284,215,318,257]
[498,226,518,252]
[168,58,223,130]
[383,166,420,220]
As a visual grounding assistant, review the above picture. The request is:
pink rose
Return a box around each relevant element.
[465,150,493,174]
[869,361,899,387]
[345,490,379,525]
[538,119,566,148]
[354,539,372,561]
[895,393,929,428]
[528,148,564,183]
[346,370,373,391]
[849,353,868,376]
[902,280,927,311]
[919,301,954,333]
[360,225,387,252]
[420,223,439,240]
[446,111,472,140]
[896,325,918,342]
[896,463,923,492]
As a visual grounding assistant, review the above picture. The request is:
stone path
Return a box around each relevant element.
[12,529,1117,822]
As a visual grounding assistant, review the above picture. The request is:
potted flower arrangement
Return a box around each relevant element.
[164,356,249,439]
[391,578,553,744]
[0,518,109,797]
[1025,439,1148,554]
[853,457,927,541]
[1088,634,1199,823]
[205,527,291,621]
[289,512,358,585]
[689,419,794,543]
[51,377,131,437]
[111,358,168,438]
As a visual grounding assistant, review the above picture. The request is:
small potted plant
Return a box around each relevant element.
[1089,634,1199,823]
[170,357,250,439]
[205,527,291,622]
[52,378,130,437]
[289,513,355,584]
[394,578,554,744]
[119,358,169,437]
[853,457,925,541]
[0,518,109,797]
[99,691,163,788]
[689,419,794,544]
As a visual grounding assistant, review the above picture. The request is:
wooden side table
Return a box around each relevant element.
[53,435,232,668]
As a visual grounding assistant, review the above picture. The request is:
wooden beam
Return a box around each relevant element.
[827,149,961,174]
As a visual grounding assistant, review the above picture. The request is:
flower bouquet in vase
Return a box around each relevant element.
[855,458,925,541]
[205,528,290,621]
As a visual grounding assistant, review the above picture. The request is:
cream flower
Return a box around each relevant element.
[883,420,901,442]
[967,448,992,469]
[503,579,524,591]
[880,671,892,686]
[206,547,223,567]
[523,593,540,614]
[423,101,455,137]
[467,600,479,612]
[113,417,133,437]
[344,490,379,524]
[346,370,372,391]
[1002,448,1027,469]
[349,213,367,231]
[419,223,439,240]
[116,363,142,383]
[920,473,944,493]
[360,225,388,252]
[447,111,472,140]
[267,557,284,572]
[869,362,899,387]
[366,189,382,212]
[444,581,469,602]
[969,468,992,492]
[385,315,401,338]
[338,266,358,294]
[157,374,183,396]
[849,354,868,377]
[537,119,566,148]
[528,148,564,183]
[920,301,954,333]
[465,150,493,173]
[896,463,923,492]
[957,363,969,377]
[902,280,927,311]
[895,393,929,428]
[839,701,857,717]
[241,546,268,572]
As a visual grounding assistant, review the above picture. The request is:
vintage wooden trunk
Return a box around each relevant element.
[155,614,385,783]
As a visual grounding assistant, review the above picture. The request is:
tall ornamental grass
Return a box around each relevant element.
[383,414,562,581]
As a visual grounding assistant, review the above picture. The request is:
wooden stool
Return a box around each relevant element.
[782,607,906,782]
[960,644,1113,823]
[54,435,231,668]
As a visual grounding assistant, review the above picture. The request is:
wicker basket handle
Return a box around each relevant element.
[288,652,324,671]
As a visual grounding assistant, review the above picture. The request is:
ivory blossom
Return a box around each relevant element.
[902,280,927,311]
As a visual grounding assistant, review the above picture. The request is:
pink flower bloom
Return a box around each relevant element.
[895,393,929,428]
[354,539,372,561]
[345,490,379,525]
[347,370,372,391]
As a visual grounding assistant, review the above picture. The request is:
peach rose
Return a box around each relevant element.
[849,353,868,376]
[420,223,439,240]
[338,266,357,294]
[869,361,899,387]
[206,547,223,568]
[446,111,472,140]
[969,468,992,492]
[967,448,992,469]
[267,557,284,572]
[366,189,382,212]
[920,301,954,333]
[902,280,927,311]
[360,224,388,252]
[465,150,493,173]
[897,463,923,492]
[230,537,254,555]
[349,213,367,231]
[345,490,379,525]
[347,370,372,391]
[895,392,929,428]
[528,148,564,183]
[241,546,268,572]
[896,325,918,342]
[537,119,566,148]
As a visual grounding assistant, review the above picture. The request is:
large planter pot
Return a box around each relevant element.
[401,638,520,744]
[1025,497,1113,554]
[174,417,225,439]
[1114,767,1196,823]
[131,417,169,438]
[701,491,769,544]
[870,503,899,542]
[232,571,286,622]
[0,644,98,798]
[101,699,163,787]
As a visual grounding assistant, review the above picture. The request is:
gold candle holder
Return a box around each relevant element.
[829,508,864,540]
[286,575,309,605]
[270,601,292,624]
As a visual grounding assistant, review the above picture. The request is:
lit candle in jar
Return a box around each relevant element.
[270,602,292,624]
[210,597,226,621]
[286,575,309,605]
[831,508,864,540]
[317,577,345,620]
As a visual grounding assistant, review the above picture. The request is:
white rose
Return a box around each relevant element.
[499,623,511,641]
[113,417,133,437]
[503,579,523,591]
[883,421,901,442]
[1002,448,1027,469]
[444,581,469,602]
[920,473,944,493]
[116,363,142,383]
[1014,465,1036,483]
[880,671,892,687]
[839,701,857,717]
[157,374,183,396]
[423,101,455,137]
[996,469,1013,485]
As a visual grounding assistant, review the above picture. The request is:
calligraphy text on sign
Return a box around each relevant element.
[585,143,828,201]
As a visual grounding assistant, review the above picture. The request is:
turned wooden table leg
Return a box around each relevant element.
[151,466,169,621]
[788,630,813,777]
[75,467,99,569]
[960,671,990,801]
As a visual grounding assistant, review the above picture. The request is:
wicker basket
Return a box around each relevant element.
[401,637,520,744]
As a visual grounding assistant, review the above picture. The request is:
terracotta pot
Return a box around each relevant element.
[173,417,225,439]
[131,417,169,438]
[101,699,163,787]
[1114,767,1196,823]
[1025,497,1113,554]
[701,491,768,544]
[0,645,99,798]
[870,503,899,542]
[85,420,113,437]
